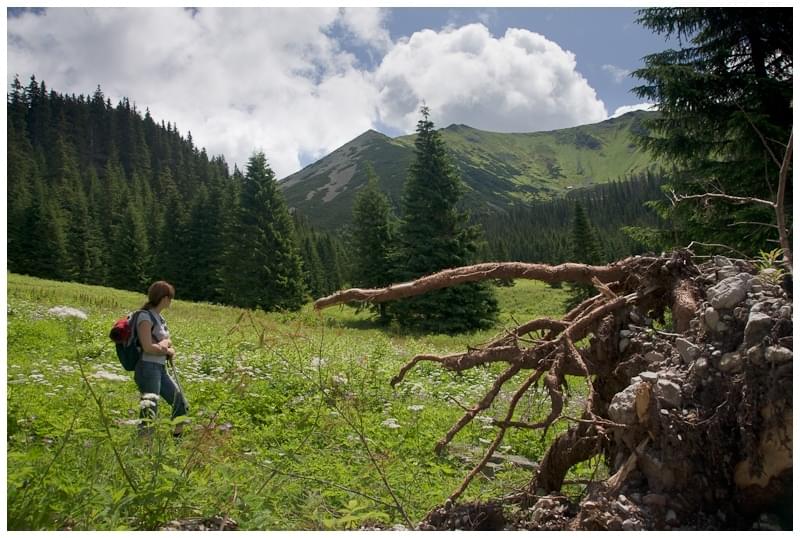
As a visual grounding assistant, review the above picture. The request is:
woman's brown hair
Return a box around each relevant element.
[141,281,175,310]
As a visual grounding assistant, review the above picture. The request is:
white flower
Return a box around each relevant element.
[47,306,88,320]
[478,437,492,444]
[116,418,140,426]
[91,371,129,382]
[332,373,348,385]
[381,418,401,429]
[310,356,327,368]
[407,405,424,412]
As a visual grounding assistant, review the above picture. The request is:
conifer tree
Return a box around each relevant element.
[223,152,306,311]
[108,203,151,291]
[350,163,394,319]
[633,8,792,255]
[390,107,497,333]
[568,201,604,305]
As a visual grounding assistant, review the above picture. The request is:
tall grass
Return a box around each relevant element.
[7,273,580,530]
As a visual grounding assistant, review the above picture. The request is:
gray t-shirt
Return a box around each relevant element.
[138,310,170,365]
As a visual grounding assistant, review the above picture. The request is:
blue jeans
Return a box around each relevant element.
[134,360,188,422]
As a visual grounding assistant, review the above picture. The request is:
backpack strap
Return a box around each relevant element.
[131,309,158,346]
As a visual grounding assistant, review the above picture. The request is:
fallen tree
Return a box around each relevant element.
[314,251,792,530]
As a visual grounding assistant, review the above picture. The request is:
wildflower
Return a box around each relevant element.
[478,437,491,444]
[47,306,88,320]
[91,370,129,382]
[332,373,348,385]
[116,418,140,426]
[310,356,327,368]
[381,418,401,429]
[407,405,424,412]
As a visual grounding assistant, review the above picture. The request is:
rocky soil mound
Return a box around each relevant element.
[417,256,792,531]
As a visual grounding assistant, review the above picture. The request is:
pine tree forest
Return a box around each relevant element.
[8,75,669,313]
[7,75,346,309]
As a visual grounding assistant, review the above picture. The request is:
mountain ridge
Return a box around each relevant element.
[280,110,659,229]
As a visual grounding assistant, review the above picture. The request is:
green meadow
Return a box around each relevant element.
[7,273,597,530]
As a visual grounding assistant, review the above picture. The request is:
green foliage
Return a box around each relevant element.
[7,77,344,312]
[7,274,575,530]
[281,111,661,231]
[632,7,792,255]
[222,152,306,311]
[754,248,786,284]
[567,201,603,307]
[390,107,498,333]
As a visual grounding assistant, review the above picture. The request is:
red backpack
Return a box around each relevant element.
[109,310,156,371]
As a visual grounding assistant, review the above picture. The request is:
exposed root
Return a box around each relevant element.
[315,251,792,530]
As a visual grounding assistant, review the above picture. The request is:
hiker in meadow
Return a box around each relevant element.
[135,280,188,437]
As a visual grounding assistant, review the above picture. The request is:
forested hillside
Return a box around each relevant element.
[280,111,659,230]
[6,76,346,306]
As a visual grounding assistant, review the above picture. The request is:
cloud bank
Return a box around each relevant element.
[8,9,612,177]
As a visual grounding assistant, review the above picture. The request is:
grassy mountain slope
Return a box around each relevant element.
[280,110,658,229]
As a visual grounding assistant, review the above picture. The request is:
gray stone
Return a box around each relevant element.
[608,382,645,425]
[765,346,792,364]
[622,519,639,531]
[619,338,630,353]
[746,346,764,365]
[744,311,774,348]
[655,379,682,408]
[644,351,665,364]
[703,307,720,331]
[717,266,739,280]
[693,357,709,375]
[712,350,722,359]
[630,375,643,384]
[675,338,700,363]
[714,255,733,267]
[620,329,633,338]
[666,510,678,524]
[640,371,659,384]
[750,284,763,293]
[707,276,748,309]
[779,305,792,320]
[719,352,743,373]
[716,321,729,332]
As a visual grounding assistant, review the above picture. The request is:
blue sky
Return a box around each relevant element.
[7,7,671,177]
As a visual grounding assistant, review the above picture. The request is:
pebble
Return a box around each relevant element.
[645,351,665,364]
[619,338,630,353]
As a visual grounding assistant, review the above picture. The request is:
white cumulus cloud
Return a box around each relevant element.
[8,10,613,177]
[7,7,384,177]
[375,23,608,133]
[610,102,657,118]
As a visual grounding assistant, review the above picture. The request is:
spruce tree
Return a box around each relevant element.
[350,163,393,319]
[633,8,792,255]
[223,152,306,311]
[390,107,497,333]
[568,201,604,305]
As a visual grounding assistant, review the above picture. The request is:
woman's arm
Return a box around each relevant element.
[138,320,171,355]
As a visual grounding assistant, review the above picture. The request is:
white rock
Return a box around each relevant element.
[608,383,645,425]
[704,307,720,331]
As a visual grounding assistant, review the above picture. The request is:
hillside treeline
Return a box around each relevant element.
[477,171,668,264]
[7,75,667,311]
[6,76,346,307]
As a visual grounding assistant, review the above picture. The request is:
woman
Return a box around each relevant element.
[135,280,188,437]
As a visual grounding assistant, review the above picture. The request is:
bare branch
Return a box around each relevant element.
[727,221,779,229]
[685,241,749,259]
[314,260,648,310]
[669,190,775,209]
